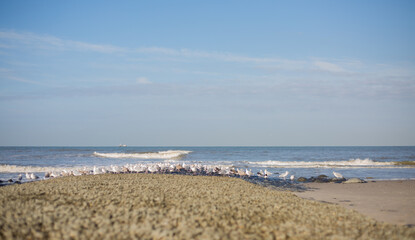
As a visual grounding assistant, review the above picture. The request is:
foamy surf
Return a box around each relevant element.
[0,164,79,173]
[249,158,408,168]
[93,150,192,159]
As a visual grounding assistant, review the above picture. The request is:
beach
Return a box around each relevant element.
[294,180,415,226]
[1,174,414,239]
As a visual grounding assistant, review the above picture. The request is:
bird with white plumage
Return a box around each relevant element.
[245,169,253,177]
[30,173,39,180]
[333,171,344,179]
[279,171,289,180]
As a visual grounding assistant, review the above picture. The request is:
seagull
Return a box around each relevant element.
[290,175,295,181]
[264,169,272,176]
[190,165,197,174]
[245,169,253,177]
[17,174,22,181]
[237,168,246,176]
[25,172,31,180]
[333,171,343,179]
[93,166,99,175]
[279,171,289,180]
[30,173,39,180]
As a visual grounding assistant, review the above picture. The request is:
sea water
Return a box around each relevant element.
[0,146,414,182]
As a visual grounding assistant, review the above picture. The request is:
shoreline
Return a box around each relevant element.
[294,180,415,226]
[1,174,414,239]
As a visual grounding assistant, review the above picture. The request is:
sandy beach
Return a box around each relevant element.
[1,174,414,239]
[294,180,415,226]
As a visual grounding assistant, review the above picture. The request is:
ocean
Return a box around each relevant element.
[1,146,414,183]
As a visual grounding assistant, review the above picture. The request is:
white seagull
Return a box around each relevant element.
[333,171,343,179]
[93,166,99,175]
[245,169,253,177]
[30,173,39,180]
[290,175,295,181]
[279,171,289,180]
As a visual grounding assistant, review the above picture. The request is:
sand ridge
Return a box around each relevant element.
[0,174,414,239]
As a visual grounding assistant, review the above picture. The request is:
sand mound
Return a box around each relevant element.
[1,174,414,239]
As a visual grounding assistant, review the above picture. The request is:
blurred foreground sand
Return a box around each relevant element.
[1,174,414,239]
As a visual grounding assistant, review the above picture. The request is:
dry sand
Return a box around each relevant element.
[0,174,414,239]
[294,180,415,226]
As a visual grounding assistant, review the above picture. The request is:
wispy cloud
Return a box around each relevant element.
[0,30,125,53]
[1,30,414,101]
[313,60,346,73]
[0,30,359,74]
[4,76,49,86]
[0,68,53,86]
[136,77,152,84]
[136,46,292,64]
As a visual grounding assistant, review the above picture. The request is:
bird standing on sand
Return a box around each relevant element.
[17,174,22,181]
[279,171,289,180]
[30,173,39,179]
[333,171,343,179]
[93,166,99,175]
[290,175,295,181]
[264,169,272,178]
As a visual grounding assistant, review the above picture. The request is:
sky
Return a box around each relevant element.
[0,0,414,146]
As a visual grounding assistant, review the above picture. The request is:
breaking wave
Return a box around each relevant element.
[0,164,79,173]
[249,158,404,168]
[93,150,192,159]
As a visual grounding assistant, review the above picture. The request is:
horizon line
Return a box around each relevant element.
[1,145,414,148]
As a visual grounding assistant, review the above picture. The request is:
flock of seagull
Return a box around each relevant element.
[18,162,344,182]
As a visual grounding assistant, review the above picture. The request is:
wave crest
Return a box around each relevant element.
[249,158,397,168]
[93,150,192,159]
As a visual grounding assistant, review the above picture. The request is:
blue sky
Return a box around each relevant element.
[0,0,414,146]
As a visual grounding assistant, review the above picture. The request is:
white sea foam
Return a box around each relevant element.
[93,150,192,159]
[249,158,403,168]
[0,164,79,173]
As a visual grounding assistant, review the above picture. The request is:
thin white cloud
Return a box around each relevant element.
[2,75,49,86]
[313,60,346,73]
[136,77,152,84]
[0,68,11,73]
[136,46,284,64]
[0,30,357,74]
[1,30,414,100]
[0,68,58,87]
[0,30,125,53]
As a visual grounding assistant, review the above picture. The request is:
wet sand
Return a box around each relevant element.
[294,180,415,226]
[1,174,414,239]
